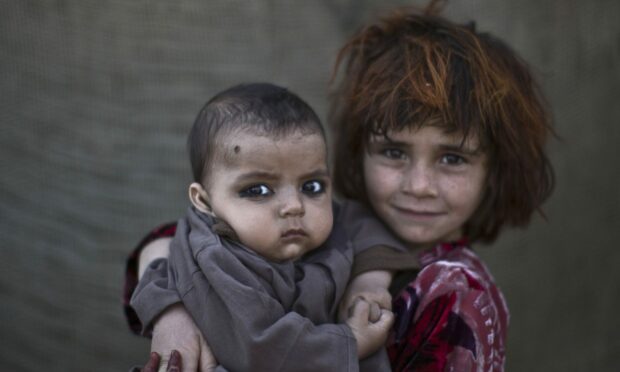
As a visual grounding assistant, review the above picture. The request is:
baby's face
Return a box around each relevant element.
[205,129,333,262]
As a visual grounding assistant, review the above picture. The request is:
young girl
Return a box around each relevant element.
[127,3,554,371]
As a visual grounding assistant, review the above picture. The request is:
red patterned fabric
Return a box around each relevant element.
[387,240,509,371]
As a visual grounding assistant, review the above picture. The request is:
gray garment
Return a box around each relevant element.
[132,200,400,372]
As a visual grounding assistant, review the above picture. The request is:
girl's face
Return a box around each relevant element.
[363,125,487,246]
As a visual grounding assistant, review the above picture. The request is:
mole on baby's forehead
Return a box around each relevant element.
[221,143,242,154]
[227,140,270,154]
[220,144,244,164]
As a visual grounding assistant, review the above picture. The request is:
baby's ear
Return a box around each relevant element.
[189,182,214,215]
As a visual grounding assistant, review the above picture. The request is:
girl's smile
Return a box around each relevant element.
[391,207,446,219]
[363,125,487,247]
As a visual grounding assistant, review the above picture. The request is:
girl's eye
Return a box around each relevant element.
[381,148,406,160]
[440,154,466,165]
[301,180,325,195]
[239,184,273,198]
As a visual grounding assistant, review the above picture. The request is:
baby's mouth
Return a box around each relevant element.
[281,228,307,238]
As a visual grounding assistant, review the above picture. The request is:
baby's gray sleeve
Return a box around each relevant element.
[130,258,181,336]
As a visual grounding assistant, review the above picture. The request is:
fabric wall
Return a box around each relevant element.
[1,0,618,370]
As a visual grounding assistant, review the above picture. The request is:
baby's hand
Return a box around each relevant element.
[346,298,394,358]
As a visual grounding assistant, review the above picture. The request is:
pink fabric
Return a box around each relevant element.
[387,241,509,371]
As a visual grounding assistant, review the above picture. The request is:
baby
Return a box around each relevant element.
[131,83,399,371]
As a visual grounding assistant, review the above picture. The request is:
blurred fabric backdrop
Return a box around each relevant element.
[1,0,618,370]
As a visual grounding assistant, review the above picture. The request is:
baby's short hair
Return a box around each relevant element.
[330,6,554,243]
[188,83,325,184]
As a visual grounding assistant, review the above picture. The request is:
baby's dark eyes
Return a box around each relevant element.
[301,180,326,195]
[239,184,273,198]
[239,181,325,198]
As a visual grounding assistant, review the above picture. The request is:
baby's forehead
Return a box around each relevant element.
[215,128,327,165]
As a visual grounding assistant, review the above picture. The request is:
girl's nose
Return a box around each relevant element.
[278,189,305,217]
[401,163,438,198]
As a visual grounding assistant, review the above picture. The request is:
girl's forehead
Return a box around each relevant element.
[372,125,481,148]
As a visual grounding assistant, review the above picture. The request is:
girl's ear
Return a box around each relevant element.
[189,182,215,216]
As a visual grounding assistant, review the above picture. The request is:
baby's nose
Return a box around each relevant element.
[278,189,305,217]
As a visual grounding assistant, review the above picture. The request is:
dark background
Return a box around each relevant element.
[1,0,618,370]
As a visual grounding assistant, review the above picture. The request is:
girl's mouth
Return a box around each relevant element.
[393,206,444,218]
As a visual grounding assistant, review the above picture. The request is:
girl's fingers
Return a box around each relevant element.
[368,301,382,323]
[166,350,182,372]
[143,352,161,372]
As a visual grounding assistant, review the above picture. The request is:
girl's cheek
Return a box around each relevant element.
[364,161,392,194]
[446,171,486,211]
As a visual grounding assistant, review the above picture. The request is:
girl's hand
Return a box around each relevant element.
[346,298,394,358]
[339,270,393,322]
[140,350,181,372]
[151,303,217,372]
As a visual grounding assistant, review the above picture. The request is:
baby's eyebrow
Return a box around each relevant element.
[234,171,279,183]
[300,168,330,179]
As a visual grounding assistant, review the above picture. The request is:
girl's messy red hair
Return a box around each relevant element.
[330,3,555,243]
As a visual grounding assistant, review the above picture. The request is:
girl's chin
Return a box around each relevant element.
[397,230,460,247]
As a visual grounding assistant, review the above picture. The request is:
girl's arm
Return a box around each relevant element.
[124,225,216,372]
[138,245,218,372]
[150,304,217,372]
[335,200,413,323]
